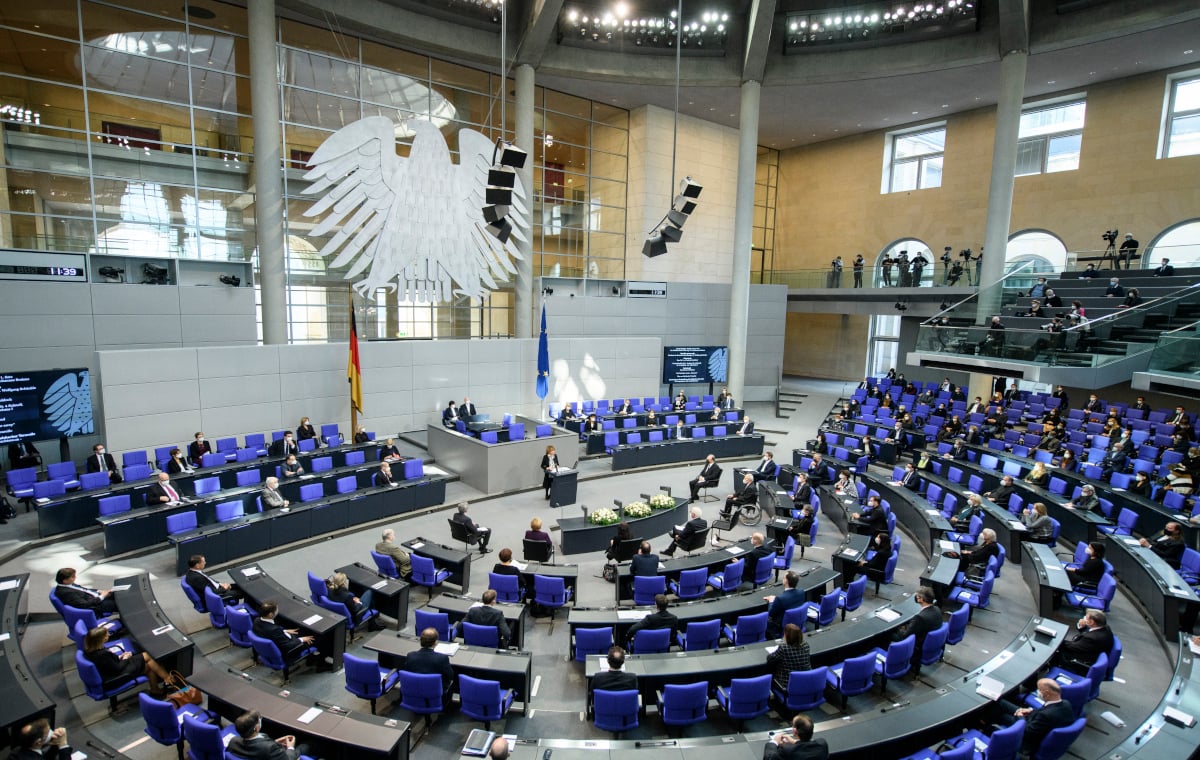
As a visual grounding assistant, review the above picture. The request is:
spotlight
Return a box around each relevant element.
[666,208,689,228]
[678,176,703,198]
[495,141,527,169]
[660,224,683,243]
[642,234,668,258]
[218,274,241,287]
[488,165,516,188]
[485,185,513,206]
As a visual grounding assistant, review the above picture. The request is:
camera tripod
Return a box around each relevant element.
[1099,238,1117,270]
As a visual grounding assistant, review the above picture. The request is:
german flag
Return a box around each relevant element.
[348,301,363,414]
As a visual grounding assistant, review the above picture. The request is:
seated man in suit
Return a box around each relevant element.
[740,532,775,581]
[145,472,184,506]
[185,554,241,609]
[630,542,659,576]
[260,477,289,509]
[750,451,778,481]
[890,462,921,491]
[626,593,678,648]
[722,473,758,519]
[661,505,706,556]
[268,431,299,458]
[227,710,309,760]
[376,461,396,486]
[806,453,827,486]
[86,443,122,484]
[688,455,722,502]
[453,502,491,553]
[850,495,888,536]
[763,714,829,760]
[406,627,456,705]
[187,432,213,467]
[55,567,117,614]
[991,679,1075,758]
[615,399,633,415]
[442,400,459,428]
[1140,521,1186,569]
[251,601,315,664]
[591,645,637,697]
[458,397,477,420]
[463,589,512,648]
[14,720,73,760]
[375,528,412,577]
[892,586,941,673]
[1052,608,1114,676]
[791,472,813,508]
[8,439,41,470]
[735,416,755,436]
[765,570,806,639]
[325,572,382,631]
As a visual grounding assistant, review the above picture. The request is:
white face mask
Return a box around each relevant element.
[197,437,204,443]
[97,448,105,455]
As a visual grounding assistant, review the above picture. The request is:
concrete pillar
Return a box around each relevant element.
[514,64,535,339]
[727,80,760,403]
[976,50,1027,324]
[248,0,288,344]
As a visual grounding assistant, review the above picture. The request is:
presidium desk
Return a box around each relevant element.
[426,417,578,494]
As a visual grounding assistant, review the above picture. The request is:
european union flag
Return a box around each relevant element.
[536,305,549,400]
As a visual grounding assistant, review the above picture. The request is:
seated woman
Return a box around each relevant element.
[296,417,317,441]
[558,405,577,422]
[1024,461,1050,487]
[378,438,403,462]
[1020,502,1054,542]
[525,517,554,556]
[1118,288,1142,309]
[1065,542,1106,589]
[605,522,634,561]
[789,504,815,547]
[950,494,983,531]
[766,623,811,692]
[1056,449,1078,473]
[812,433,829,456]
[83,625,169,696]
[165,447,193,475]
[645,410,661,427]
[673,392,688,411]
[353,426,371,444]
[324,572,382,631]
[1128,470,1153,497]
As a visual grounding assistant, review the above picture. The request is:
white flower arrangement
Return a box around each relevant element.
[589,508,620,526]
[624,501,651,518]
[649,493,675,510]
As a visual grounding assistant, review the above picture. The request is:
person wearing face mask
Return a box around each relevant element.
[1104,277,1124,298]
[15,719,72,760]
[187,431,213,467]
[227,710,310,760]
[268,431,298,458]
[86,443,122,484]
[295,417,317,441]
[165,447,193,475]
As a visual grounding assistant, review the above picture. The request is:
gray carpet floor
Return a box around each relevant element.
[2,377,1177,759]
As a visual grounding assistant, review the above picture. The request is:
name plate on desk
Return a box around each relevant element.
[242,567,262,577]
[301,614,323,626]
[1164,707,1196,728]
[435,642,460,656]
[874,608,901,623]
[1035,624,1057,638]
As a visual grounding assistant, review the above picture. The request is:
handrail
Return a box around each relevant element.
[1062,281,1200,332]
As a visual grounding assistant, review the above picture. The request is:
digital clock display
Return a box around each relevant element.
[0,263,87,280]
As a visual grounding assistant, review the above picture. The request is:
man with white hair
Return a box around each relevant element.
[662,505,706,556]
[260,477,289,509]
[374,528,412,576]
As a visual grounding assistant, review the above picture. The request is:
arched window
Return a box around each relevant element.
[1005,230,1067,274]
[1146,219,1200,269]
[873,238,935,287]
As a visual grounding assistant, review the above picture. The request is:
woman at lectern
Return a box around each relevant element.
[541,445,560,500]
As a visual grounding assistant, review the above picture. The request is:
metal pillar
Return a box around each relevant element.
[727,80,760,403]
[248,0,288,344]
[514,64,535,339]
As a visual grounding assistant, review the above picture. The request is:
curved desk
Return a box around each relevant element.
[610,434,764,471]
[0,574,55,743]
[227,564,347,667]
[114,573,196,676]
[916,468,1028,564]
[1103,634,1200,758]
[557,497,688,555]
[363,633,533,711]
[1106,536,1200,635]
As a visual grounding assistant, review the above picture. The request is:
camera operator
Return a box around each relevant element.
[852,254,864,288]
[897,251,911,287]
[1119,233,1139,270]
[880,253,894,287]
[829,256,843,288]
[911,251,929,287]
[941,247,953,284]
[959,248,974,285]
[947,260,964,285]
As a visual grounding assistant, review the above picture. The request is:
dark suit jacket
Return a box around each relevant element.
[1151,536,1186,569]
[458,403,477,419]
[630,553,659,576]
[616,403,633,415]
[187,441,213,465]
[737,420,755,435]
[857,507,888,534]
[1058,625,1114,670]
[185,569,221,607]
[673,517,706,542]
[899,470,920,491]
[763,738,830,760]
[86,452,119,474]
[792,484,813,506]
[1022,700,1075,754]
[627,609,679,644]
[897,604,942,654]
[1155,264,1175,276]
[251,617,306,660]
[592,670,637,693]
[296,424,317,441]
[404,646,455,690]
[226,734,297,760]
[56,584,104,611]
[453,511,482,534]
[464,604,511,647]
[145,482,181,506]
[693,462,721,484]
[14,747,74,760]
[268,439,298,458]
[742,544,775,581]
[442,407,458,426]
[767,587,807,636]
[7,441,40,468]
[326,586,368,621]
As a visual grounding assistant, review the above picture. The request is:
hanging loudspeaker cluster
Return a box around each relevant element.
[643,176,702,257]
[482,141,528,243]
